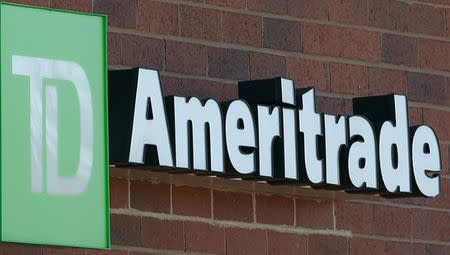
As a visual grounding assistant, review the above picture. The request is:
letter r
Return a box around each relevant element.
[12,55,93,196]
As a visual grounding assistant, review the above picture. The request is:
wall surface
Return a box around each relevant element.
[2,0,450,254]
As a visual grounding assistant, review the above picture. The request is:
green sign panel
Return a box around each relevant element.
[0,3,110,249]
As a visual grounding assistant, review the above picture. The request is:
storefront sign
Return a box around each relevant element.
[0,3,110,249]
[109,68,442,198]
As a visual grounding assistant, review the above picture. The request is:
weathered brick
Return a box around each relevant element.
[263,18,302,52]
[447,9,450,37]
[419,0,450,4]
[408,4,446,36]
[121,34,163,69]
[336,201,374,233]
[208,47,249,80]
[86,250,128,255]
[368,0,408,32]
[424,178,450,209]
[213,190,253,222]
[0,243,43,255]
[330,63,368,96]
[412,209,450,241]
[423,108,450,141]
[165,41,207,76]
[108,32,121,66]
[206,0,245,8]
[111,214,141,246]
[44,247,85,255]
[160,76,238,101]
[185,221,225,254]
[250,52,286,80]
[317,96,353,116]
[248,0,287,14]
[419,39,450,72]
[7,0,49,7]
[409,107,423,126]
[440,144,449,174]
[130,180,170,213]
[425,244,450,255]
[407,72,448,106]
[349,238,423,255]
[368,67,406,95]
[51,0,92,12]
[141,217,184,250]
[223,12,262,47]
[328,0,368,25]
[287,58,328,92]
[303,24,381,62]
[110,177,128,208]
[382,34,418,67]
[136,0,178,35]
[308,235,347,255]
[225,227,267,255]
[180,5,221,41]
[296,199,333,229]
[287,0,328,19]
[267,231,307,255]
[173,185,211,218]
[94,0,136,28]
[372,205,411,238]
[256,194,294,225]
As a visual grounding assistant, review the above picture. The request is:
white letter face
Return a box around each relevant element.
[12,55,93,196]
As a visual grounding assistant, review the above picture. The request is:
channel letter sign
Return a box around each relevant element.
[0,3,110,248]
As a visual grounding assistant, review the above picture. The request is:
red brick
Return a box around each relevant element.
[180,5,221,41]
[440,144,449,174]
[408,4,446,36]
[129,252,155,255]
[208,47,249,80]
[248,0,287,14]
[419,0,450,4]
[160,76,238,101]
[423,108,450,141]
[86,250,128,255]
[303,24,381,62]
[225,227,267,255]
[51,0,92,12]
[165,41,207,76]
[213,190,253,222]
[419,39,450,72]
[267,231,307,255]
[447,9,450,37]
[406,72,448,106]
[141,217,184,250]
[328,0,368,25]
[223,12,262,47]
[185,221,225,254]
[317,96,353,116]
[372,205,411,238]
[336,201,374,233]
[110,177,128,208]
[206,0,245,8]
[412,209,450,241]
[7,0,49,7]
[255,194,294,225]
[108,32,121,66]
[94,0,136,28]
[349,238,423,255]
[0,243,43,255]
[130,180,170,213]
[330,63,368,96]
[368,0,408,32]
[308,235,347,255]
[287,58,328,92]
[368,67,406,95]
[424,178,450,208]
[263,18,302,52]
[425,244,450,255]
[296,199,333,229]
[173,185,211,218]
[136,0,178,35]
[287,0,328,19]
[44,247,85,255]
[409,107,423,126]
[382,34,418,67]
[250,52,286,80]
[121,34,163,69]
[111,214,141,246]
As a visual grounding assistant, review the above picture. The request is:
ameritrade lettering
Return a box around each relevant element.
[109,68,442,198]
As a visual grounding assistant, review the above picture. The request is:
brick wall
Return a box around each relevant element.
[4,0,450,254]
